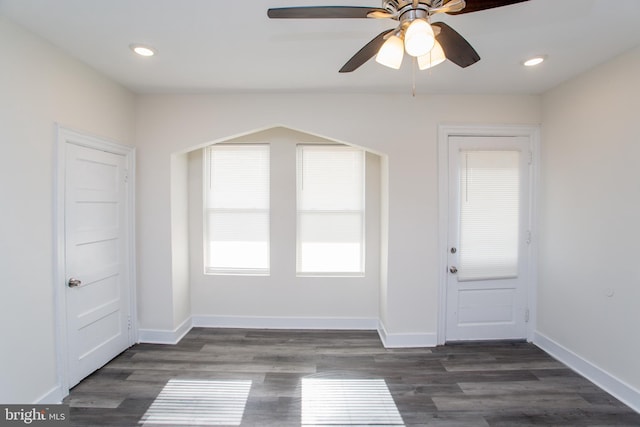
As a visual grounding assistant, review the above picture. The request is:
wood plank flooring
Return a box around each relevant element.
[65,328,640,426]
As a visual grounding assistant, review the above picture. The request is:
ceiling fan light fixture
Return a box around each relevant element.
[404,19,435,57]
[417,40,446,70]
[375,34,404,69]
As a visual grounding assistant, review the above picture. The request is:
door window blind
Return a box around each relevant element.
[458,150,520,281]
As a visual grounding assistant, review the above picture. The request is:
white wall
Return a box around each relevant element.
[186,128,381,326]
[135,93,541,343]
[0,17,134,403]
[539,47,640,392]
[171,154,191,329]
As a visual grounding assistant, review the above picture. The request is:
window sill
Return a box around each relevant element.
[204,270,270,277]
[296,273,365,278]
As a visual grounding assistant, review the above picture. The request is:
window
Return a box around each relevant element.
[297,145,365,276]
[458,150,520,281]
[204,144,269,274]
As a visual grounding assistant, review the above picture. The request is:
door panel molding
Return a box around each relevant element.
[437,124,539,345]
[54,125,136,396]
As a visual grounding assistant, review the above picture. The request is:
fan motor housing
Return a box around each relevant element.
[383,1,437,23]
[384,0,444,11]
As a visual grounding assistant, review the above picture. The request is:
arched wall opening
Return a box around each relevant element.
[168,125,390,334]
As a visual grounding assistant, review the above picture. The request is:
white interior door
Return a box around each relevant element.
[446,135,531,341]
[65,141,131,387]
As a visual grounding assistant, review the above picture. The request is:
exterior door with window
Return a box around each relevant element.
[446,135,531,341]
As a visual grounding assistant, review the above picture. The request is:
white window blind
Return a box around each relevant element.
[297,145,365,275]
[458,150,520,281]
[205,144,269,274]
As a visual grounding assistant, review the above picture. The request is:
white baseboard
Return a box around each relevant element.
[138,317,193,345]
[533,331,640,413]
[192,315,378,330]
[35,385,65,404]
[139,315,439,349]
[377,321,437,348]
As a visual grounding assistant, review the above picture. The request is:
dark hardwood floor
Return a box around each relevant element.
[65,328,640,426]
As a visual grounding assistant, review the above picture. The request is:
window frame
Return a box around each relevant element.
[296,144,366,277]
[203,143,270,276]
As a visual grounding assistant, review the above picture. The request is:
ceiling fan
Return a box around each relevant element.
[267,0,529,72]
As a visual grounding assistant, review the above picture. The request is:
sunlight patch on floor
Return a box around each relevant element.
[140,379,252,426]
[301,378,404,425]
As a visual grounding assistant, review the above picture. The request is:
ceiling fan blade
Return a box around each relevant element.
[429,0,466,14]
[268,6,389,19]
[445,0,528,15]
[432,22,480,68]
[339,29,395,73]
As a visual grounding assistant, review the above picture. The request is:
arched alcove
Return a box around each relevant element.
[169,125,390,332]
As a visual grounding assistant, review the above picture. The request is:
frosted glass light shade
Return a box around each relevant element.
[404,19,435,57]
[418,41,446,70]
[375,35,404,69]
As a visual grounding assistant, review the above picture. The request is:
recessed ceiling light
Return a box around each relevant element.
[523,56,546,67]
[130,44,155,57]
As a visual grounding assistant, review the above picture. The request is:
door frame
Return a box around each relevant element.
[437,124,540,345]
[53,125,137,396]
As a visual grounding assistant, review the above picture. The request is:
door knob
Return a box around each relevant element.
[449,266,458,274]
[68,278,82,288]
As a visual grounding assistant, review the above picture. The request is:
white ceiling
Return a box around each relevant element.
[2,0,640,95]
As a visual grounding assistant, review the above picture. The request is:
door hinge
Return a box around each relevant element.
[525,308,530,323]
[127,316,132,330]
[528,151,533,165]
[526,230,532,245]
[123,169,129,183]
